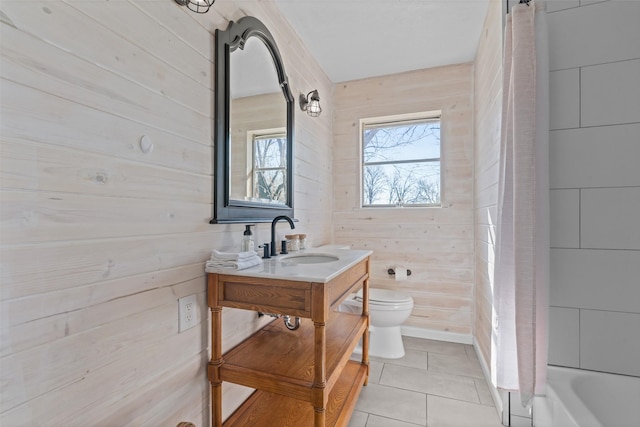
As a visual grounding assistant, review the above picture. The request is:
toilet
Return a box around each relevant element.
[338,288,414,359]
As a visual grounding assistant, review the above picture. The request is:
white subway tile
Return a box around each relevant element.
[549,69,580,130]
[548,307,580,368]
[582,187,640,250]
[582,59,640,127]
[548,1,640,70]
[550,189,580,248]
[580,309,640,376]
[550,124,640,189]
[550,248,640,313]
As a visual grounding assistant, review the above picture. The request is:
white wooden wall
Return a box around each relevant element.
[332,64,475,337]
[0,0,333,425]
[473,0,503,370]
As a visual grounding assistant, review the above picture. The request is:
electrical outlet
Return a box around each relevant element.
[178,294,197,332]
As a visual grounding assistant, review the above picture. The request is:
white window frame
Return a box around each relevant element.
[359,110,442,208]
[247,127,287,203]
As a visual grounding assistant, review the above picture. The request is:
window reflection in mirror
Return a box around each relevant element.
[229,37,287,204]
[249,130,287,203]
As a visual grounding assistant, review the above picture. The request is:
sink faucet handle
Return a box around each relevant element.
[259,243,271,259]
[281,240,288,255]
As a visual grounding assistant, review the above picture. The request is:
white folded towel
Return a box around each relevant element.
[211,249,258,261]
[205,255,263,272]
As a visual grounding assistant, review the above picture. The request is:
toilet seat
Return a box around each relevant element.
[355,288,413,306]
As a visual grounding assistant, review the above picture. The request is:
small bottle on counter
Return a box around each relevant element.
[298,234,308,250]
[285,234,300,252]
[241,225,255,252]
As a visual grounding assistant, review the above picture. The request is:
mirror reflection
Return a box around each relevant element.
[229,37,287,204]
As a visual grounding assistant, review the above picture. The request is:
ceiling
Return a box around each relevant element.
[274,0,492,83]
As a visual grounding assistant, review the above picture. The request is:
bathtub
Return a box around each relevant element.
[533,366,640,427]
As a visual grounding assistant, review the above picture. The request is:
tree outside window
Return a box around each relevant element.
[362,113,441,207]
[253,132,287,203]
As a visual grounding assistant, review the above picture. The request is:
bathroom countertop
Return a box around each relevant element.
[205,246,372,283]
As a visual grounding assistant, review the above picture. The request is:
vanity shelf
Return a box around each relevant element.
[207,255,370,427]
[224,362,367,427]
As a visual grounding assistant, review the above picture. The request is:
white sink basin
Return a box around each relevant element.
[281,254,340,264]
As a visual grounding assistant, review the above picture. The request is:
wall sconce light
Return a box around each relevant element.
[174,0,214,14]
[299,90,322,117]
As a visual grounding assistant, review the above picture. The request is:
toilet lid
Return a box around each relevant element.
[355,288,413,304]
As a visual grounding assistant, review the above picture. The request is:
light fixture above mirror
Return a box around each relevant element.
[300,90,322,117]
[174,0,214,14]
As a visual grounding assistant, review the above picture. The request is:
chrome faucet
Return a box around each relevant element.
[270,215,295,256]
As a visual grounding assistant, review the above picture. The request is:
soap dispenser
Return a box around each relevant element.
[241,225,255,252]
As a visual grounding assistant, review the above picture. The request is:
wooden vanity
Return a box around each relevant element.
[207,250,371,427]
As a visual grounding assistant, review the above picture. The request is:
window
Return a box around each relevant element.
[361,112,441,207]
[252,130,287,204]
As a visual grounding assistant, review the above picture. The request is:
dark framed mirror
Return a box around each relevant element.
[211,16,294,223]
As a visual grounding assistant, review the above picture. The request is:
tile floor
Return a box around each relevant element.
[348,336,504,427]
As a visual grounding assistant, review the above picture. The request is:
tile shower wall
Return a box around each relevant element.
[547,0,640,377]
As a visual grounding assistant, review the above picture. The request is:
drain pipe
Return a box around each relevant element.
[283,315,301,330]
[258,312,280,319]
[258,312,301,330]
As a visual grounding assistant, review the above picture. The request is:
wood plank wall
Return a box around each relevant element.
[0,0,333,425]
[473,0,503,368]
[332,64,475,336]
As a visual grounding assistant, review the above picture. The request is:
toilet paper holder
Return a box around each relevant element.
[387,268,412,276]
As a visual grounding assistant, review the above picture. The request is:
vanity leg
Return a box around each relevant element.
[209,308,223,427]
[314,406,326,427]
[312,320,327,427]
[210,376,222,427]
[311,282,329,426]
[208,274,223,427]
[362,274,370,386]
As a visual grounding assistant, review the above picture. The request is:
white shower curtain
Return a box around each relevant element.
[492,1,549,407]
